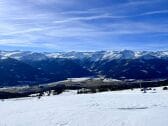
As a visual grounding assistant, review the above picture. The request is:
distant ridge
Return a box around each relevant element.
[1,50,168,86]
[1,50,168,61]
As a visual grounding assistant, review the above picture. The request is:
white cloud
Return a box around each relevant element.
[141,10,168,15]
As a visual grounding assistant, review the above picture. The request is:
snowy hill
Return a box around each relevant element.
[0,87,168,126]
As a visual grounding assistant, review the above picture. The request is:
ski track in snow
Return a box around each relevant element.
[0,88,168,126]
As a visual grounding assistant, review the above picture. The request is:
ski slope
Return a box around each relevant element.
[0,87,168,126]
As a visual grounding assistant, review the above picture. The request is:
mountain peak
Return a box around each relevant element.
[1,50,168,61]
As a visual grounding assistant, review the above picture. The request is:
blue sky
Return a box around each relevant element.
[0,0,167,52]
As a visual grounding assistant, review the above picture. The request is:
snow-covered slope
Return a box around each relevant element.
[0,87,168,126]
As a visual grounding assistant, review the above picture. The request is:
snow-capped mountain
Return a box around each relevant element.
[1,50,168,87]
[0,51,48,61]
[1,50,168,61]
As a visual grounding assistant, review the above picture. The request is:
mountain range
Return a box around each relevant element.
[0,50,168,86]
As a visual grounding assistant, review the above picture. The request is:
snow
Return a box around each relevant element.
[67,77,91,82]
[0,87,168,126]
[0,56,8,60]
[0,51,24,60]
[46,53,66,59]
[1,50,168,61]
[103,78,121,82]
[102,51,120,60]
